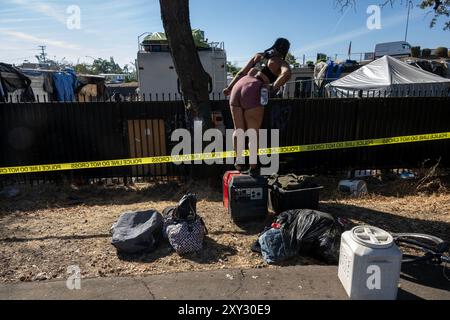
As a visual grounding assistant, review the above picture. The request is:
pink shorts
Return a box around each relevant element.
[230,75,263,109]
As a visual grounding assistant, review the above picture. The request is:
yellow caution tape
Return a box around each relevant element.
[1,132,449,175]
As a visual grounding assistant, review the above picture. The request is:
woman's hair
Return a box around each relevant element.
[263,38,291,60]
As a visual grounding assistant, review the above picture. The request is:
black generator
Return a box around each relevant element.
[228,175,268,223]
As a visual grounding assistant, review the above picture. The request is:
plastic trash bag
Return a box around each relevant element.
[258,209,342,264]
[111,210,163,254]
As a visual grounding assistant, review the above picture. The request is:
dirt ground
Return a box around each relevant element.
[1,173,449,283]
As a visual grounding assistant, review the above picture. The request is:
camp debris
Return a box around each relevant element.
[256,209,343,265]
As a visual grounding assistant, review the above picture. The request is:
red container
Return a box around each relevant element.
[223,171,241,209]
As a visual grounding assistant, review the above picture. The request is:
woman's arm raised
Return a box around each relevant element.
[272,61,292,91]
[223,54,263,96]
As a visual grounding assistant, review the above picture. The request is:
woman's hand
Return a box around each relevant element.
[223,87,232,97]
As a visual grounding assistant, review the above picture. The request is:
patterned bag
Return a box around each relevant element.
[163,194,208,255]
[165,219,207,254]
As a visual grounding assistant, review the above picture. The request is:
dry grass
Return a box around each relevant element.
[0,174,449,283]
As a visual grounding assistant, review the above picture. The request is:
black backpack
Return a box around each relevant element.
[174,193,197,221]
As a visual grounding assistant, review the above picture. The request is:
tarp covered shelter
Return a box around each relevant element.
[76,74,108,102]
[22,69,55,102]
[0,63,35,102]
[325,55,450,97]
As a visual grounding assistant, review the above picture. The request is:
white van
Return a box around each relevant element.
[374,41,411,59]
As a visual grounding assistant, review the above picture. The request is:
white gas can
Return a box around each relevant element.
[338,226,402,300]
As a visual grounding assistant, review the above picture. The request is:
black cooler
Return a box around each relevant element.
[228,175,268,223]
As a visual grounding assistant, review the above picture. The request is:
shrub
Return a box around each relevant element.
[411,46,421,58]
[422,48,432,58]
[435,47,449,58]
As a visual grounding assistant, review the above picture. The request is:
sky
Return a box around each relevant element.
[0,0,449,68]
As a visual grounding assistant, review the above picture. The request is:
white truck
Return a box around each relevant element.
[374,41,412,59]
[137,31,227,99]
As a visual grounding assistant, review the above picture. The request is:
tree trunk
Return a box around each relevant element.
[159,0,212,129]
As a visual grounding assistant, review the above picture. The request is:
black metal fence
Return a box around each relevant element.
[0,100,187,185]
[1,95,449,185]
[265,97,450,172]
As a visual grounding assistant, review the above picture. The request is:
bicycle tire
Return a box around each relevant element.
[393,233,445,246]
[393,233,449,264]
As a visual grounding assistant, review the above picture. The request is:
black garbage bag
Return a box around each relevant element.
[111,210,163,254]
[278,209,341,263]
[258,209,342,264]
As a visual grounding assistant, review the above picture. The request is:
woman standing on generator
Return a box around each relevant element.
[223,38,292,176]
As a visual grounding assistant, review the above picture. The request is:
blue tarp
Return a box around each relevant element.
[325,61,344,82]
[53,68,78,102]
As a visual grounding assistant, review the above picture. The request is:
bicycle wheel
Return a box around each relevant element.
[393,233,449,264]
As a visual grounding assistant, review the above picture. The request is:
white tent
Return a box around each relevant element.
[326,56,450,97]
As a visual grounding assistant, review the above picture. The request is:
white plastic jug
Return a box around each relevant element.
[338,226,402,300]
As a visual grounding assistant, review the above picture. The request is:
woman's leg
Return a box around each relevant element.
[230,106,247,169]
[244,107,265,169]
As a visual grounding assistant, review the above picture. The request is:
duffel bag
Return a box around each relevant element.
[166,218,207,254]
[163,193,208,254]
[111,209,163,254]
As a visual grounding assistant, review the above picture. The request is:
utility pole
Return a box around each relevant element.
[348,41,352,60]
[405,1,413,42]
[38,45,47,62]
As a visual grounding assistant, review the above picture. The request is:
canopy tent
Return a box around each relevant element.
[325,55,450,98]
